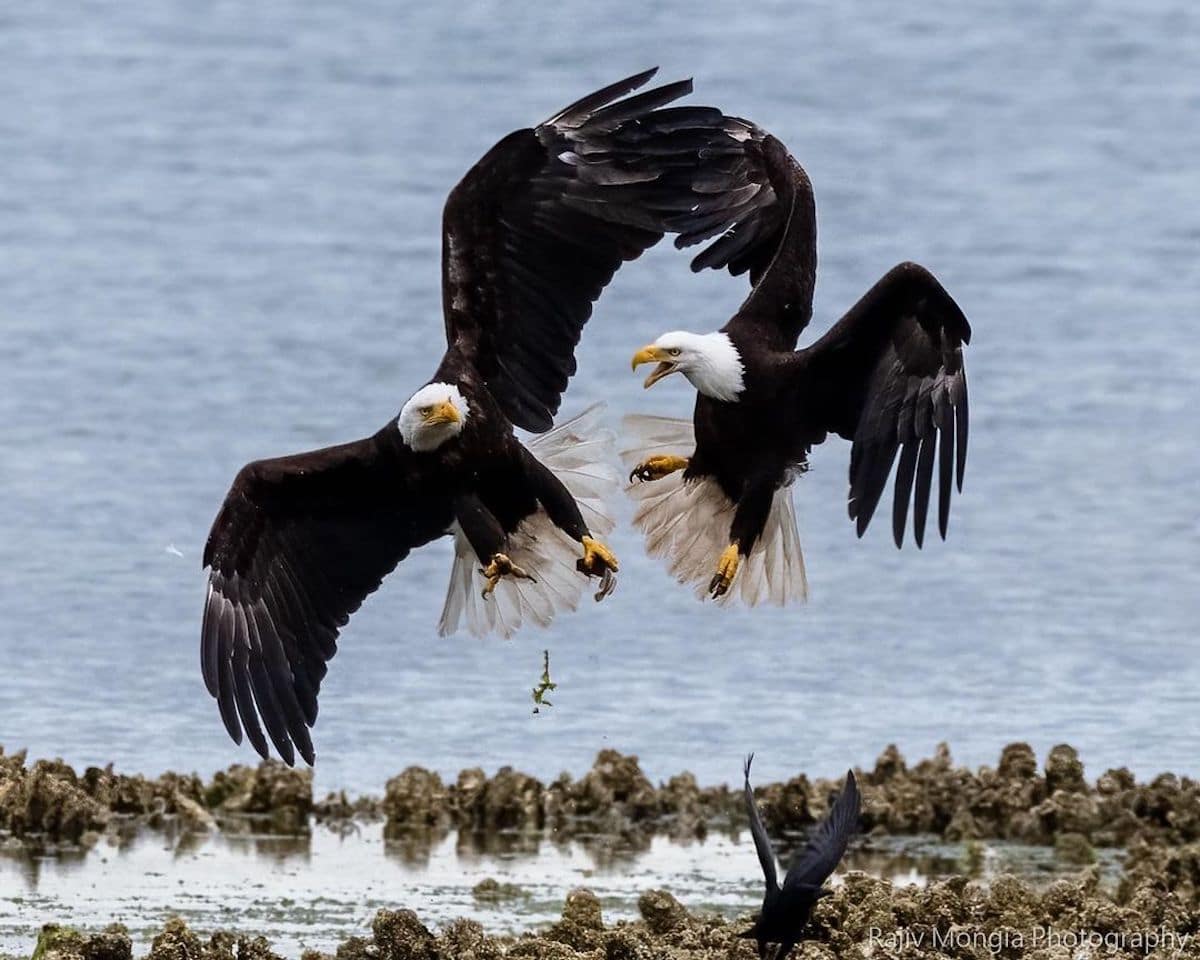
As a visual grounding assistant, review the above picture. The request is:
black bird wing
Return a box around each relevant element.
[679,128,817,352]
[783,770,861,891]
[441,68,761,432]
[201,432,452,766]
[743,753,779,891]
[792,262,971,547]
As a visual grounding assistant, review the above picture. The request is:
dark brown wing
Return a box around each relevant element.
[743,754,779,891]
[201,431,452,765]
[680,130,818,352]
[795,262,971,547]
[441,69,763,432]
[782,771,860,891]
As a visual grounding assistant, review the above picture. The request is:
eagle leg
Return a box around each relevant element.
[629,454,689,484]
[708,541,741,598]
[577,535,619,580]
[480,553,536,598]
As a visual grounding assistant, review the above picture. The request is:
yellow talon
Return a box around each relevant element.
[480,552,535,598]
[577,535,619,579]
[629,454,690,483]
[708,542,741,598]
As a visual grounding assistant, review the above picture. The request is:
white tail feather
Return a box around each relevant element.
[438,405,620,638]
[621,413,808,606]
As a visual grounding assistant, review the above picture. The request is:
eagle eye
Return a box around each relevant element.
[669,347,681,357]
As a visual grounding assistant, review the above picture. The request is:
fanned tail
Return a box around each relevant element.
[438,405,619,638]
[621,414,808,606]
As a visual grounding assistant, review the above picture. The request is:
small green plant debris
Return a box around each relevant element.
[531,649,556,713]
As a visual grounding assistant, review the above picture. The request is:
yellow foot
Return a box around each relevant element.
[629,454,689,484]
[577,536,619,602]
[480,552,535,598]
[577,535,619,577]
[708,542,741,599]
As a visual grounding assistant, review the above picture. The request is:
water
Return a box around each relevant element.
[1,1,1199,801]
[0,823,1123,954]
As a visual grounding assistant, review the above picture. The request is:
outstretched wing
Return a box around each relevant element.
[795,262,971,547]
[201,431,452,765]
[783,770,861,891]
[679,129,817,352]
[442,68,759,432]
[743,753,779,891]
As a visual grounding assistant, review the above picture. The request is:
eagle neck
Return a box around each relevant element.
[689,332,746,402]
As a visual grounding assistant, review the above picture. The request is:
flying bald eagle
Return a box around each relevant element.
[626,130,971,604]
[202,70,762,764]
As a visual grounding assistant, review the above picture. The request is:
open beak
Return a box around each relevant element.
[631,345,678,389]
[423,400,461,426]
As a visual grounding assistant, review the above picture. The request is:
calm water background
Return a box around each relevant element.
[1,1,1198,795]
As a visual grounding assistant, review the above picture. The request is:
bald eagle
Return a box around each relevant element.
[626,130,971,604]
[201,70,760,764]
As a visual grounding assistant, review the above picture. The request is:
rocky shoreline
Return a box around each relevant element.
[6,742,1200,958]
[4,742,1199,854]
[15,867,1200,960]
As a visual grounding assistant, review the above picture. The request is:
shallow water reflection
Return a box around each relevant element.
[0,824,1124,955]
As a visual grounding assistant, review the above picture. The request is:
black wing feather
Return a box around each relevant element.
[794,262,971,547]
[912,433,936,548]
[743,754,779,891]
[442,70,763,432]
[783,770,861,890]
[543,68,659,127]
[201,432,451,765]
[681,131,818,352]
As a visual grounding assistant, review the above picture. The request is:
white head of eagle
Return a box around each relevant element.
[397,382,470,451]
[631,331,745,402]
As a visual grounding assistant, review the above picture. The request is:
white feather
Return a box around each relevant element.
[647,331,745,401]
[621,413,808,606]
[437,404,619,638]
[397,382,469,451]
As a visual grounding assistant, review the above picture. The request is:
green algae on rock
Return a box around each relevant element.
[30,925,132,960]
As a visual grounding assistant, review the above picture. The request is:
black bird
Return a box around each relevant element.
[626,128,971,604]
[201,70,763,765]
[741,756,861,960]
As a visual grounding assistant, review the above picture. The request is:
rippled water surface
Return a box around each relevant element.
[1,0,1198,800]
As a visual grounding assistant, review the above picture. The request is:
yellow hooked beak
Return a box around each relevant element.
[423,400,461,426]
[631,345,678,389]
